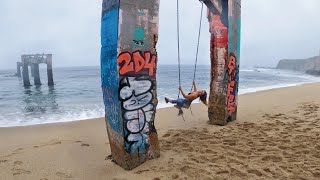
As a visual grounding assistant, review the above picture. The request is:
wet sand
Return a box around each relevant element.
[0,83,320,179]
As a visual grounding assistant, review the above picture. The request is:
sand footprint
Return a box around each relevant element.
[56,172,72,178]
[247,169,263,177]
[216,170,229,175]
[162,133,171,138]
[0,159,8,163]
[12,160,31,176]
[134,169,150,174]
[313,172,320,178]
[33,139,83,150]
[12,168,31,176]
[261,155,283,162]
[14,161,23,165]
[46,139,62,146]
[171,173,179,179]
[33,139,62,149]
[0,148,24,158]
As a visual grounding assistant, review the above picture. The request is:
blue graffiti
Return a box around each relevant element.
[101,2,121,133]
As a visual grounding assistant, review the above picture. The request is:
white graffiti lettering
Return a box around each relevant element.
[119,76,155,154]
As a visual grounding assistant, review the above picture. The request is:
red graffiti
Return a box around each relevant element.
[227,54,237,114]
[118,51,157,76]
[209,14,228,48]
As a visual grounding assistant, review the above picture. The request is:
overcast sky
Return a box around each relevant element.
[0,0,319,69]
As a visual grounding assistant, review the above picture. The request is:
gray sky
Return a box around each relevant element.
[0,0,319,69]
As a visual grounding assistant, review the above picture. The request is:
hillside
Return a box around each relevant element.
[276,56,320,75]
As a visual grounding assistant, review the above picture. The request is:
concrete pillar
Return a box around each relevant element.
[207,0,241,125]
[22,62,31,87]
[47,54,54,86]
[30,64,35,77]
[16,62,21,78]
[33,63,41,85]
[101,0,160,170]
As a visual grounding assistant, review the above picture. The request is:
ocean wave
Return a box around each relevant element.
[2,66,320,127]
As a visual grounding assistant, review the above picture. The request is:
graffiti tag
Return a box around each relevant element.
[227,53,237,114]
[118,51,157,76]
[119,76,155,154]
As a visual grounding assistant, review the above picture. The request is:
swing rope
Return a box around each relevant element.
[176,0,181,98]
[190,1,204,92]
[189,2,204,116]
[176,0,204,117]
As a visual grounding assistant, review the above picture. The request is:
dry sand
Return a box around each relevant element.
[0,83,320,180]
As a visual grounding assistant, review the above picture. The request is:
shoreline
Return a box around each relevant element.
[0,82,320,179]
[1,81,320,128]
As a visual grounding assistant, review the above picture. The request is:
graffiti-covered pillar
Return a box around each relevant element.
[100,0,160,170]
[203,0,241,125]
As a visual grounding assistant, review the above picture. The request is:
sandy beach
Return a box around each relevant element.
[0,83,320,180]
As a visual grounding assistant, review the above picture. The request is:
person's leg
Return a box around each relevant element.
[178,108,183,116]
[165,97,177,104]
[171,99,178,104]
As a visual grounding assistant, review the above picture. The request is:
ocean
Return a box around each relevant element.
[1,65,320,127]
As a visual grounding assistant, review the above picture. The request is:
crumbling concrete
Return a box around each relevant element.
[101,0,160,170]
[205,0,241,125]
[20,54,54,86]
[100,0,241,170]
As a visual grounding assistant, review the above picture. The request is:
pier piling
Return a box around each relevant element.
[30,64,35,77]
[47,54,54,86]
[18,54,53,87]
[33,63,41,85]
[16,62,21,78]
[101,0,160,170]
[22,61,30,86]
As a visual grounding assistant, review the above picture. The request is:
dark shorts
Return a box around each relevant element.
[171,98,191,108]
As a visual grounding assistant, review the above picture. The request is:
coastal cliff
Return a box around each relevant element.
[276,56,320,75]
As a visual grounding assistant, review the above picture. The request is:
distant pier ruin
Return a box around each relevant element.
[17,54,54,86]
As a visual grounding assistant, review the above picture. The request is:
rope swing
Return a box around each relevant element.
[176,0,181,98]
[190,2,204,92]
[176,0,204,118]
[176,0,204,97]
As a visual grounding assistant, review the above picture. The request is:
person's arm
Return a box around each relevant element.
[193,81,197,92]
[179,86,195,100]
[179,86,188,98]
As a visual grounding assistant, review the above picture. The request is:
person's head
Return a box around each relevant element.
[199,90,207,106]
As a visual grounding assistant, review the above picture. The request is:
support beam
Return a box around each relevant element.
[33,63,41,85]
[30,64,35,77]
[47,54,54,86]
[16,62,21,78]
[207,0,241,125]
[101,0,160,170]
[22,62,31,87]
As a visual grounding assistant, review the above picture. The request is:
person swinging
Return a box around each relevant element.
[168,0,206,116]
[165,81,207,116]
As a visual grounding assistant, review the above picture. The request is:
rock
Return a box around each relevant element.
[276,56,320,72]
